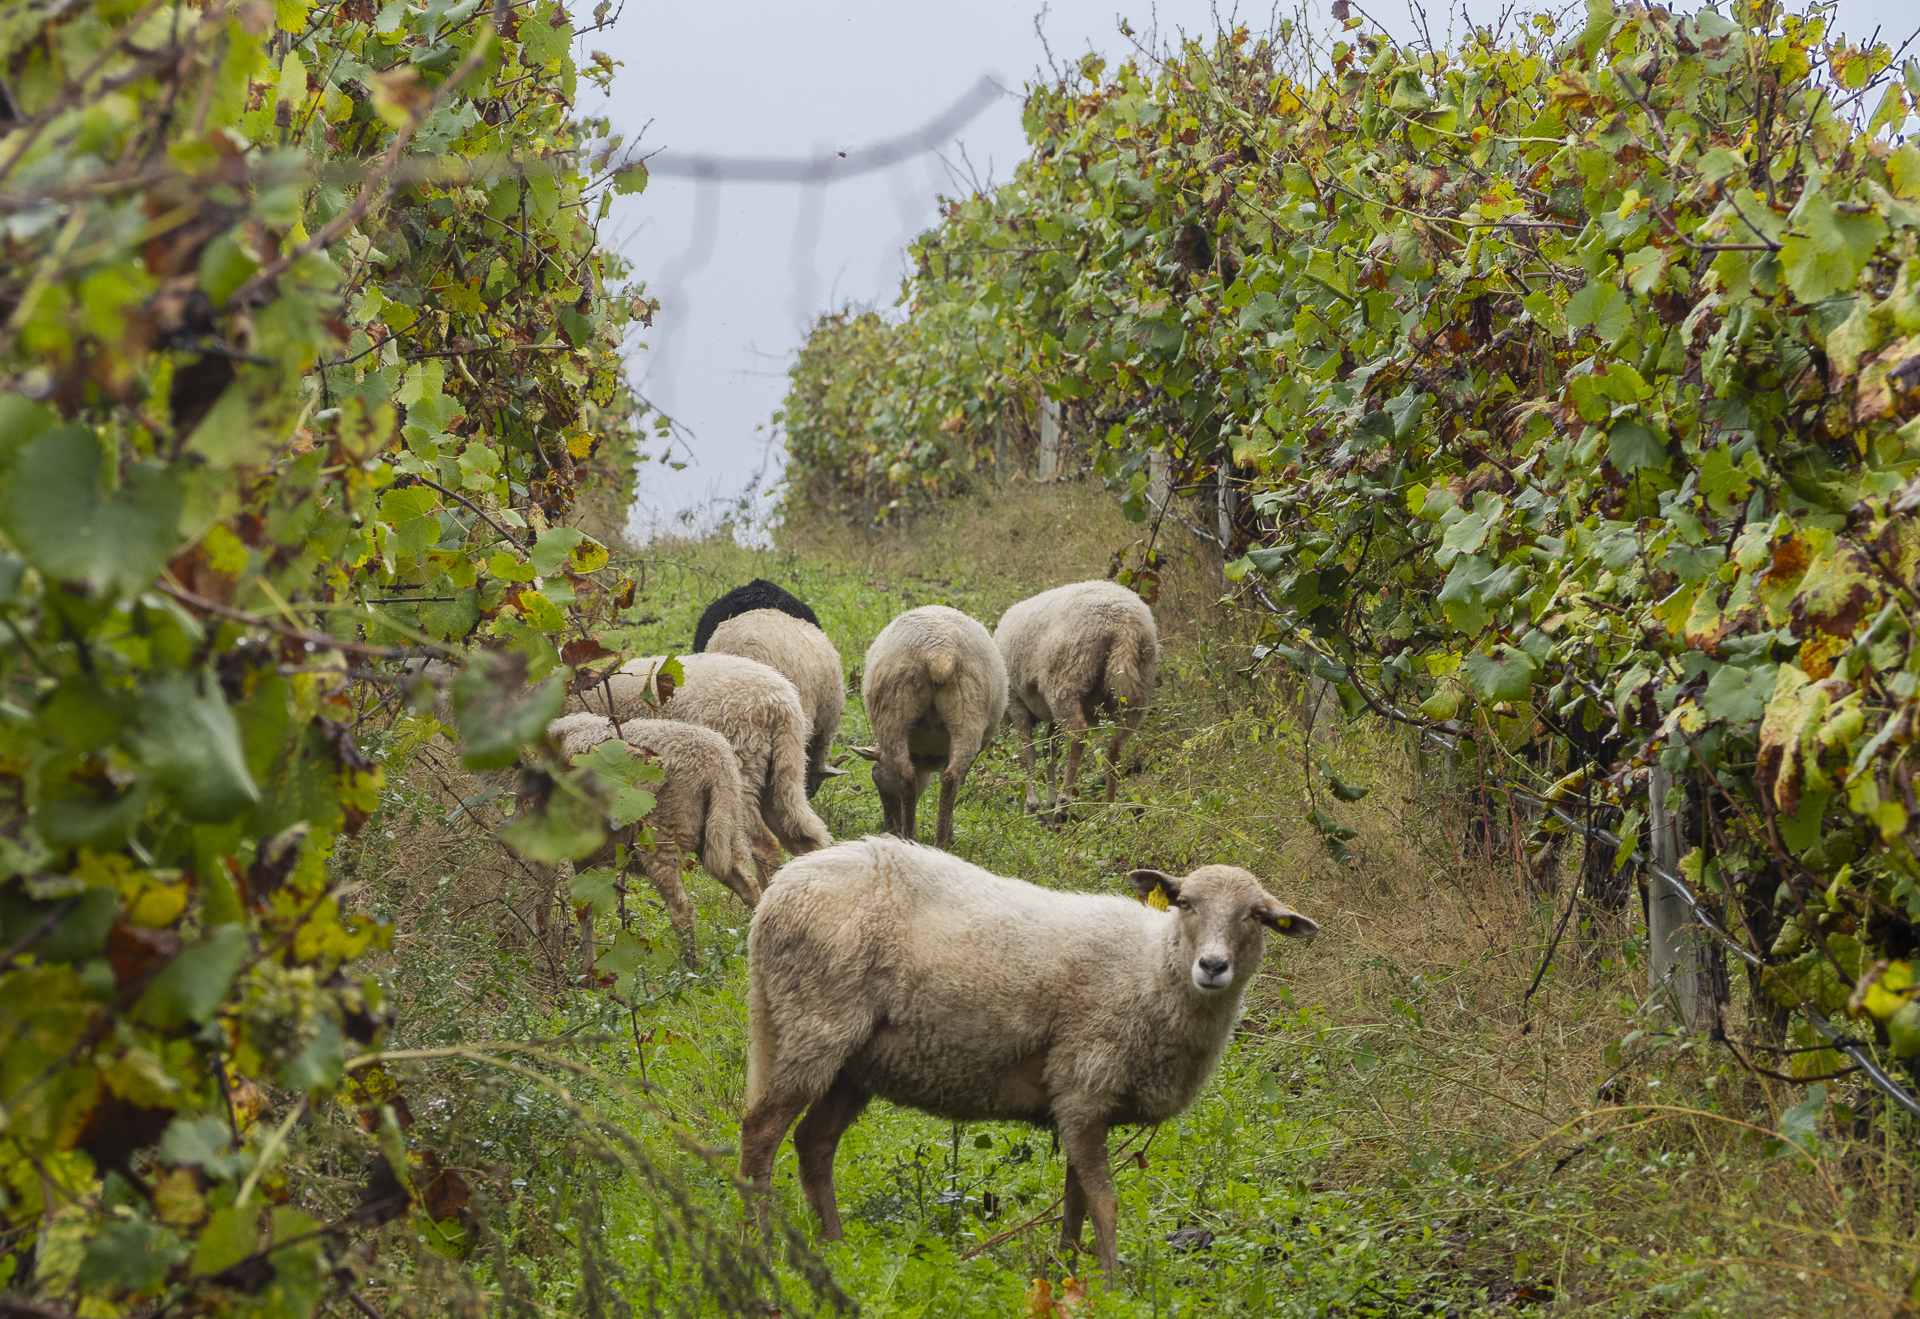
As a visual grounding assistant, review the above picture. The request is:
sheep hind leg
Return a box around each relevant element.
[637,845,698,967]
[748,814,784,889]
[1010,706,1042,813]
[739,1086,814,1240]
[1055,708,1090,823]
[1103,704,1147,802]
[792,1072,870,1241]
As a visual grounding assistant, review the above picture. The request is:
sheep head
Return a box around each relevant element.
[1128,865,1317,993]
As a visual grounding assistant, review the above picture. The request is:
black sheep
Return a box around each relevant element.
[693,579,821,653]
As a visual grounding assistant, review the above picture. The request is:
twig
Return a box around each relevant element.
[155,580,439,659]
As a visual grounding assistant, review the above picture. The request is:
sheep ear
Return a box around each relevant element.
[1255,899,1318,941]
[850,746,880,762]
[1128,869,1181,903]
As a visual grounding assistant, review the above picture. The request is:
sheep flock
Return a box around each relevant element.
[425,574,1316,1284]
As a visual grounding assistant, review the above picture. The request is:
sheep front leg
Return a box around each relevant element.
[1059,1158,1087,1251]
[791,1072,870,1241]
[895,757,919,844]
[1058,1119,1119,1282]
[637,844,699,967]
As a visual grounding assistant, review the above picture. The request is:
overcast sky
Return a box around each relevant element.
[577,0,1914,541]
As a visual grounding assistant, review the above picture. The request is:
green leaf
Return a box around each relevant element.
[530,526,590,575]
[1695,146,1746,182]
[1607,420,1667,474]
[1463,645,1539,702]
[134,924,251,1028]
[451,658,564,771]
[1702,663,1775,724]
[613,162,648,195]
[0,426,182,598]
[1775,1082,1826,1159]
[1306,805,1358,841]
[500,778,607,863]
[79,1218,189,1294]
[162,1116,252,1179]
[1781,193,1888,302]
[279,1016,347,1092]
[596,928,648,979]
[191,1206,261,1276]
[1318,759,1369,802]
[139,673,262,822]
[1565,280,1630,342]
[568,867,621,918]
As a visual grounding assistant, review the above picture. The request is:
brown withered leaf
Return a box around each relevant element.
[75,1093,174,1180]
[561,636,616,667]
[107,923,182,996]
[351,1154,411,1227]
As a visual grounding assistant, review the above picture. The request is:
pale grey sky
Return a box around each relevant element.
[577,1,1914,540]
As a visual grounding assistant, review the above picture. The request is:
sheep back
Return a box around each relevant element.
[995,579,1160,725]
[693,579,821,652]
[706,609,845,795]
[747,836,1244,1125]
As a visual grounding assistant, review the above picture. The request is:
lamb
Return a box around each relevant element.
[700,603,846,798]
[566,653,832,879]
[739,836,1317,1280]
[993,579,1160,818]
[852,605,1007,850]
[544,713,762,963]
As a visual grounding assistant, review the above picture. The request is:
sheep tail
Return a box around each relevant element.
[1108,623,1156,710]
[765,723,833,853]
[698,780,743,897]
[926,651,957,687]
[745,966,774,1108]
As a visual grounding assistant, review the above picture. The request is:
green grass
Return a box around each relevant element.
[350,484,1920,1317]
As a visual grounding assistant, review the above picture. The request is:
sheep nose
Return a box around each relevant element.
[1198,954,1229,977]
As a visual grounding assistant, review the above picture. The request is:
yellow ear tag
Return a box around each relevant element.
[1146,887,1169,911]
[1275,916,1291,929]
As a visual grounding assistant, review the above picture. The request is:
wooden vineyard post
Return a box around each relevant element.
[1038,395,1061,482]
[1648,765,1708,1027]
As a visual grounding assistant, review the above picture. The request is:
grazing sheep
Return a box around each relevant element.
[703,607,846,797]
[853,605,1007,850]
[739,836,1317,1280]
[994,580,1160,818]
[693,578,822,651]
[566,653,832,879]
[544,714,761,964]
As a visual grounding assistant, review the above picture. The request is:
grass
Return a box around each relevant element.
[343,482,1920,1317]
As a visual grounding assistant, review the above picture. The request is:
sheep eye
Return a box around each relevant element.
[1173,898,1191,910]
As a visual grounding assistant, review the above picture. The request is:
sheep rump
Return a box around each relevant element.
[704,608,845,797]
[857,605,1007,849]
[544,714,761,961]
[740,835,1317,1278]
[994,579,1160,816]
[564,652,831,878]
